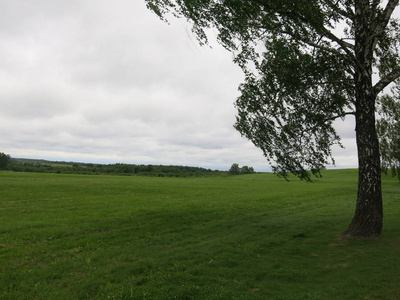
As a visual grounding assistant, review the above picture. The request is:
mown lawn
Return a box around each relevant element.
[0,170,399,299]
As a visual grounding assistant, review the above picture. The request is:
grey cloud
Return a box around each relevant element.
[0,87,74,120]
[0,0,357,171]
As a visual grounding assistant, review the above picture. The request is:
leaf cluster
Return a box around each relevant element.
[234,35,355,180]
[377,84,400,179]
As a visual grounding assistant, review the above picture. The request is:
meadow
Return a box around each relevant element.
[0,169,399,299]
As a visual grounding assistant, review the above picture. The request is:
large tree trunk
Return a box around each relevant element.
[344,97,383,237]
[344,1,383,237]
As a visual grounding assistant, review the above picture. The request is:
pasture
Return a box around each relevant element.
[0,170,399,299]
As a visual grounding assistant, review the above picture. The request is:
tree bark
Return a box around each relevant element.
[344,0,383,237]
[344,92,383,237]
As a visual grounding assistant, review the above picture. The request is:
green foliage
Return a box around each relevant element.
[146,0,400,182]
[0,152,11,169]
[377,85,400,179]
[234,35,352,180]
[1,170,400,299]
[239,165,254,174]
[146,0,400,236]
[228,163,241,175]
[229,163,255,175]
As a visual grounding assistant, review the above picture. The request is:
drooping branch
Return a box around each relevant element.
[371,0,400,50]
[275,3,357,63]
[319,27,356,60]
[278,28,350,59]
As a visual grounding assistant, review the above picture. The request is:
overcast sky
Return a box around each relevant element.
[0,0,358,171]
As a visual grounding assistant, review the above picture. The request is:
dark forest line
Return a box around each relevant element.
[7,157,226,177]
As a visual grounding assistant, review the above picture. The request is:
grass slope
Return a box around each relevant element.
[0,170,399,299]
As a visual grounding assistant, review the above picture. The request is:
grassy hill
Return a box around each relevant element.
[0,170,399,299]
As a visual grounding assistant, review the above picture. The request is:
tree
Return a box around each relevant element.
[146,0,400,237]
[0,152,11,169]
[240,165,255,174]
[229,164,255,175]
[229,163,241,175]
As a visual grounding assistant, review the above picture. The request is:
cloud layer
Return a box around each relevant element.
[0,0,357,171]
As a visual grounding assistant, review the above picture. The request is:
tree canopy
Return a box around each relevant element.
[146,0,400,236]
[147,0,399,179]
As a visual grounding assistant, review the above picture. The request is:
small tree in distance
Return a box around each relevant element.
[229,163,255,175]
[240,165,255,174]
[229,163,241,175]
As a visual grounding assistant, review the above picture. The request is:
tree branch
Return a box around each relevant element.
[319,26,355,59]
[371,0,400,50]
[325,111,356,122]
[247,0,356,63]
[373,68,400,96]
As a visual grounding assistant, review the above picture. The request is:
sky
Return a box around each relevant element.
[0,0,358,171]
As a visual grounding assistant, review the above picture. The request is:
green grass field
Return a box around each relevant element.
[1,170,399,299]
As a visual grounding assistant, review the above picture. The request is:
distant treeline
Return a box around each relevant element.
[8,158,225,177]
